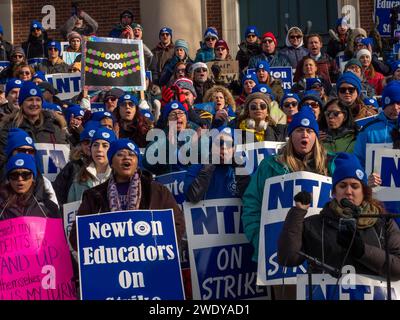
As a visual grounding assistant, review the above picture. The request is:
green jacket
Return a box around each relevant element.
[323,131,356,154]
[242,153,335,262]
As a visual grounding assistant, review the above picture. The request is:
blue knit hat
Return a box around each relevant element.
[30,20,43,31]
[245,25,259,38]
[363,97,379,109]
[65,105,85,124]
[118,92,139,106]
[336,72,362,95]
[252,84,275,100]
[280,92,300,108]
[18,81,42,105]
[47,41,62,56]
[32,71,47,82]
[107,138,141,165]
[80,121,100,142]
[5,128,35,158]
[91,111,115,124]
[391,60,400,73]
[174,39,189,56]
[91,127,117,145]
[242,73,259,86]
[203,27,219,40]
[332,152,367,187]
[300,90,324,108]
[382,80,400,109]
[159,27,172,38]
[42,101,62,113]
[336,17,348,28]
[5,78,23,96]
[211,125,235,141]
[256,60,270,73]
[6,153,37,179]
[288,105,319,137]
[305,78,323,90]
[361,37,374,47]
[161,101,188,121]
[140,109,154,121]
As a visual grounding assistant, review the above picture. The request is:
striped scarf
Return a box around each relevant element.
[107,172,142,212]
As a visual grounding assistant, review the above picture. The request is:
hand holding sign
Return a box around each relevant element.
[368,172,382,187]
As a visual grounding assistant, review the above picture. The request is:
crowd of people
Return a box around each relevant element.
[1,6,400,300]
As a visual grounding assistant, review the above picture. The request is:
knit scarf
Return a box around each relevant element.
[107,172,142,212]
[329,198,380,229]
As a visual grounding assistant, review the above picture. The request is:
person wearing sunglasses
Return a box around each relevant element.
[327,17,351,60]
[22,20,48,60]
[150,27,175,86]
[305,77,331,104]
[236,25,262,73]
[318,98,358,153]
[357,49,384,95]
[67,127,115,203]
[65,104,86,147]
[336,71,377,120]
[37,41,69,75]
[281,26,308,69]
[14,64,34,82]
[249,31,291,69]
[0,23,12,62]
[238,92,287,144]
[114,93,152,148]
[235,73,259,111]
[103,88,124,113]
[300,90,325,123]
[190,62,215,104]
[0,46,26,82]
[194,27,219,63]
[341,59,376,99]
[0,153,60,220]
[109,10,134,38]
[280,92,300,123]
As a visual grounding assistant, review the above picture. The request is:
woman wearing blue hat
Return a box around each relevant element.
[65,104,86,147]
[69,138,185,251]
[0,153,59,219]
[21,20,49,60]
[278,152,400,283]
[236,26,261,72]
[67,127,116,203]
[235,73,259,111]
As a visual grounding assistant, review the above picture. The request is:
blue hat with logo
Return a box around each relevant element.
[361,37,374,47]
[91,127,117,145]
[363,97,379,109]
[336,71,362,95]
[140,109,154,121]
[256,60,270,73]
[332,152,367,187]
[6,153,37,179]
[252,84,275,100]
[300,90,324,108]
[382,80,400,109]
[18,81,42,105]
[159,27,172,38]
[30,20,43,31]
[161,100,188,121]
[42,101,62,113]
[5,128,35,158]
[305,78,323,90]
[242,73,259,86]
[391,60,400,73]
[118,92,139,106]
[47,40,62,56]
[245,25,259,38]
[280,92,300,108]
[64,105,85,124]
[5,78,24,96]
[288,105,319,137]
[32,71,47,82]
[91,110,115,124]
[80,121,100,142]
[203,27,219,40]
[107,138,141,165]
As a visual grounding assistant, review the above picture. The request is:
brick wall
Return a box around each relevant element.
[359,0,375,33]
[12,0,140,45]
[206,0,222,37]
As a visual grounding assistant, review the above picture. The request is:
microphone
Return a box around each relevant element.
[340,198,361,217]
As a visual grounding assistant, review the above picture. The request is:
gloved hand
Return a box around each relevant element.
[337,223,365,259]
[294,191,312,210]
[172,85,189,110]
[211,64,221,77]
[161,86,174,107]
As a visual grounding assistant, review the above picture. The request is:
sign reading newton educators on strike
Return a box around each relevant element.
[45,73,81,101]
[184,198,270,300]
[257,172,332,286]
[206,60,239,85]
[35,143,70,182]
[0,217,76,300]
[297,273,400,300]
[76,209,185,300]
[82,36,146,91]
[235,141,286,176]
[375,0,400,37]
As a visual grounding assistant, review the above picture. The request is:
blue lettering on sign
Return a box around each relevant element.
[36,149,67,174]
[56,77,71,93]
[191,206,242,235]
[70,76,81,91]
[268,180,294,210]
[380,157,400,187]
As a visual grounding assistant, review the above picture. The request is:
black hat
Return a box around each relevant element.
[120,10,134,20]
[104,88,124,100]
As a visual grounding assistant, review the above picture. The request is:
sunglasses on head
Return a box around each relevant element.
[290,35,302,39]
[324,110,343,118]
[283,101,298,108]
[339,86,356,94]
[249,103,268,111]
[15,147,35,155]
[8,171,33,181]
[195,68,208,73]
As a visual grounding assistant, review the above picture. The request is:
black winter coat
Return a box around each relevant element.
[22,32,49,60]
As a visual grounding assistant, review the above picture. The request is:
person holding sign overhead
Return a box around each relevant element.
[69,138,185,251]
[278,152,400,281]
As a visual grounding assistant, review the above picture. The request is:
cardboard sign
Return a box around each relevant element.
[45,73,81,101]
[206,60,239,84]
[0,217,76,300]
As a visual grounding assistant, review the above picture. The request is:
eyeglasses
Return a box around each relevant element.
[160,33,170,37]
[15,148,35,155]
[205,37,217,42]
[262,39,274,44]
[311,84,322,90]
[290,35,302,39]
[8,171,33,181]
[48,47,58,52]
[121,101,135,107]
[246,34,257,38]
[121,14,132,18]
[195,68,208,73]
[176,68,186,73]
[105,97,117,102]
[168,111,186,120]
[249,103,268,111]
[324,110,343,118]
[283,101,298,108]
[338,87,356,94]
[216,47,226,51]
[307,101,320,109]
[116,150,136,158]
[32,28,41,31]
[19,71,31,75]
[13,54,24,59]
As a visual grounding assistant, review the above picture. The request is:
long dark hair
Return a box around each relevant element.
[0,181,36,210]
[319,98,357,131]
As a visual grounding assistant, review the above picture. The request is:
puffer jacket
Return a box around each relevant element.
[235,41,262,72]
[278,204,400,280]
[194,44,215,63]
[248,51,291,69]
[22,32,49,59]
[322,128,357,153]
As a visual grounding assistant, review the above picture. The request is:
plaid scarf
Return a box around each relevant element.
[107,172,141,212]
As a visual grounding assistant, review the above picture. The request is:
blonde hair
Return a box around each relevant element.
[13,107,44,128]
[203,85,236,111]
[278,136,328,175]
[13,64,34,78]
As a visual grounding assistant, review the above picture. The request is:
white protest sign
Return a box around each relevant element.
[35,143,70,182]
[45,73,81,100]
[63,200,81,260]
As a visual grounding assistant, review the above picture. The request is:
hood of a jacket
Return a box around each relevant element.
[285,27,304,48]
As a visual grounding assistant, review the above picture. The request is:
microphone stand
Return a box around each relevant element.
[297,251,341,300]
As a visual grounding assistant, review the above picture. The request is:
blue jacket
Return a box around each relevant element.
[354,112,397,169]
[280,46,309,69]
[194,45,215,63]
[248,52,291,69]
